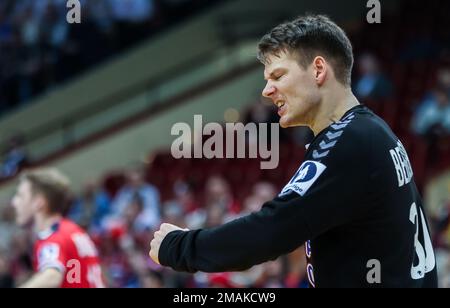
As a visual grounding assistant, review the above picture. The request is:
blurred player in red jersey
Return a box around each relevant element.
[11,168,105,288]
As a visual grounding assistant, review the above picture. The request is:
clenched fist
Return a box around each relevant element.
[149,223,189,265]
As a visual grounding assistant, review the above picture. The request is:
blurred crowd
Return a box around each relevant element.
[0,167,309,288]
[0,135,28,180]
[0,0,218,116]
[430,180,450,288]
[353,53,450,139]
[411,68,450,140]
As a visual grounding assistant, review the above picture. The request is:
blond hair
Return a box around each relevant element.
[21,168,72,214]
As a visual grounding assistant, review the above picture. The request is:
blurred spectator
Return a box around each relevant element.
[244,97,290,143]
[161,201,186,228]
[7,229,33,286]
[239,182,277,216]
[204,176,240,213]
[252,182,277,202]
[116,222,160,288]
[139,269,164,288]
[411,86,450,137]
[355,53,394,101]
[171,179,200,214]
[437,67,450,96]
[68,180,111,231]
[204,201,228,228]
[185,176,238,229]
[0,251,14,288]
[1,135,28,179]
[109,169,161,232]
[98,232,138,288]
[110,0,157,50]
[440,253,450,288]
[241,195,261,216]
[85,0,114,34]
[0,203,19,252]
[0,203,17,288]
[285,247,308,288]
[110,0,155,23]
[260,259,286,288]
[244,99,277,125]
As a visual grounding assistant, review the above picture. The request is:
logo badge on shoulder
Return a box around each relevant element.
[280,161,327,197]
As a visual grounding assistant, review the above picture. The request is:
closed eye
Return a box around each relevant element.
[274,74,283,81]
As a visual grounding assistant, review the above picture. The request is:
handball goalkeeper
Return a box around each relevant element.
[149,15,437,288]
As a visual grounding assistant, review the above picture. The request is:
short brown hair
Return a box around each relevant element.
[21,168,72,215]
[257,14,354,86]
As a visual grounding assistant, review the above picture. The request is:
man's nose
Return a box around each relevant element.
[262,82,276,98]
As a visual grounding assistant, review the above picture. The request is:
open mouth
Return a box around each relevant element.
[276,101,287,116]
[276,101,285,109]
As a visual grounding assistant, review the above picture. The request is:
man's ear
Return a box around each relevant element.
[32,193,47,212]
[313,56,327,86]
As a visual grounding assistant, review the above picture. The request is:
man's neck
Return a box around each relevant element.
[35,213,62,234]
[310,86,360,136]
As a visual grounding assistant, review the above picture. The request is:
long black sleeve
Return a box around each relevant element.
[159,195,313,273]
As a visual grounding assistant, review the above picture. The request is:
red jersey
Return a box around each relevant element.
[33,219,105,288]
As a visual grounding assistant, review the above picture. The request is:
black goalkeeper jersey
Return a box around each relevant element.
[159,105,438,288]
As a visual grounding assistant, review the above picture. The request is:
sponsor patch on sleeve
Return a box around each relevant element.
[38,243,64,272]
[280,161,327,197]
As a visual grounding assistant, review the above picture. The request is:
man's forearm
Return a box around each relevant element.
[20,268,64,288]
